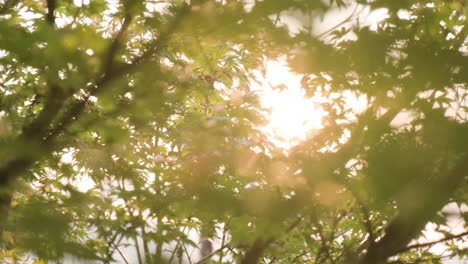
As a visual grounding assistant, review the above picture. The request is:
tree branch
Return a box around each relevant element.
[240,216,302,264]
[0,1,191,238]
[46,0,56,25]
[102,9,133,77]
[44,2,191,143]
[359,156,468,263]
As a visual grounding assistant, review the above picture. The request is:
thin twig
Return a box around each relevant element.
[181,239,193,264]
[350,189,376,247]
[111,241,130,264]
[102,10,133,77]
[195,244,230,264]
[169,225,188,263]
[134,234,143,264]
[396,230,468,254]
[315,4,361,39]
[291,251,309,263]
[218,221,229,263]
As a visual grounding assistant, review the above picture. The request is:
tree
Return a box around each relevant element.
[0,0,467,263]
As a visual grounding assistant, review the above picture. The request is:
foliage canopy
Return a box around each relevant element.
[0,0,467,263]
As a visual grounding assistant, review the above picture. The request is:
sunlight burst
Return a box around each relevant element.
[253,60,326,148]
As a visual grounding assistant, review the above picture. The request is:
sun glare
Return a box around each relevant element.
[253,60,326,148]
